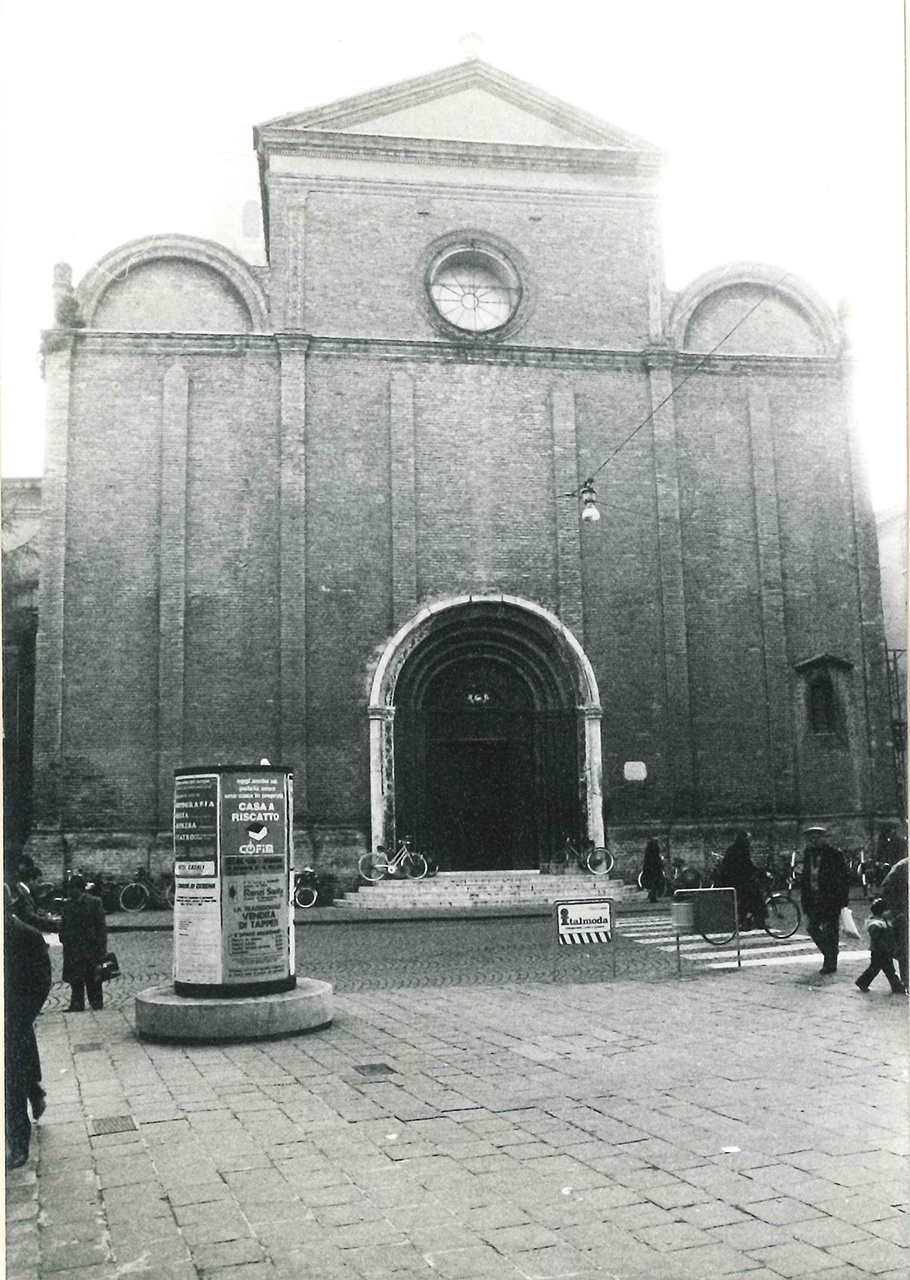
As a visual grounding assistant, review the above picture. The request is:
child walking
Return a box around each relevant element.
[855,899,907,994]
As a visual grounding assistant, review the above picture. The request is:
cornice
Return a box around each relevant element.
[266,173,658,206]
[672,351,845,378]
[64,332,278,356]
[56,331,848,377]
[305,337,647,370]
[260,129,664,178]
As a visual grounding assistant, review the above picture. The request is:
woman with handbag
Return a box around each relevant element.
[59,875,107,1011]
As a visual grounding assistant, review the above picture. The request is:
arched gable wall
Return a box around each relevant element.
[667,263,842,356]
[77,234,270,332]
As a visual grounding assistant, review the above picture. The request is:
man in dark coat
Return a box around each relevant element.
[5,885,52,1169]
[59,874,107,1011]
[13,861,58,932]
[800,825,850,974]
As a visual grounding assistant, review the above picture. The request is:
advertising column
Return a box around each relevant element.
[173,766,295,997]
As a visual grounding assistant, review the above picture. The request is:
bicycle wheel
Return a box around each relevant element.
[586,845,614,875]
[763,894,800,939]
[119,881,150,913]
[404,852,428,879]
[164,882,176,909]
[294,883,318,908]
[701,926,737,946]
[358,852,388,883]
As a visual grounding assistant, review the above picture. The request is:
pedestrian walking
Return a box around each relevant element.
[854,898,906,994]
[640,838,665,903]
[800,825,850,974]
[712,829,766,926]
[59,873,107,1011]
[4,885,52,1169]
[880,856,908,991]
[12,861,57,932]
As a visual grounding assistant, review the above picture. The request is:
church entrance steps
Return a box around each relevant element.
[337,871,626,911]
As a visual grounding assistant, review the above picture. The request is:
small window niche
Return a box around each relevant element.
[795,653,853,742]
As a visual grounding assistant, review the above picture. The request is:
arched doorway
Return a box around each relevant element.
[369,597,603,869]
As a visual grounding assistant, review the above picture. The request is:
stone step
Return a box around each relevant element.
[338,872,626,910]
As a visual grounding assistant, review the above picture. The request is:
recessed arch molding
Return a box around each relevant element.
[368,595,604,862]
[667,261,843,356]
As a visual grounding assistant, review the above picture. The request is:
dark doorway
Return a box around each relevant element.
[394,650,578,871]
[426,732,536,870]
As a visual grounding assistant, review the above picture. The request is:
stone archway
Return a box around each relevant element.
[368,596,603,867]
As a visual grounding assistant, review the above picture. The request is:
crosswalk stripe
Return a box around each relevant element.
[616,912,869,973]
[708,951,870,969]
[624,932,802,949]
[657,941,817,960]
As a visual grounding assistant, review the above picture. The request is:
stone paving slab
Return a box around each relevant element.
[7,963,908,1279]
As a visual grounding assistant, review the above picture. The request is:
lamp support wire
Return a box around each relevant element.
[566,270,792,498]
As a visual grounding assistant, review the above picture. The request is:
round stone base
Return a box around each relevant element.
[134,978,333,1043]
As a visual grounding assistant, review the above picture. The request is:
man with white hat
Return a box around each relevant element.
[800,825,850,974]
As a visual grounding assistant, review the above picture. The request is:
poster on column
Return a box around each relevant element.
[174,773,219,877]
[220,768,292,986]
[173,773,222,985]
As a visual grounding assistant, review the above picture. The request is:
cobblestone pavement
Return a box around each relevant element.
[41,908,876,1012]
[41,917,675,1013]
[9,913,907,1279]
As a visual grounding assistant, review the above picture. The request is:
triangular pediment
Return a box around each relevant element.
[256,59,659,155]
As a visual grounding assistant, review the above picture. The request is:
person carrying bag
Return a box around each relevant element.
[800,825,850,975]
[59,875,107,1011]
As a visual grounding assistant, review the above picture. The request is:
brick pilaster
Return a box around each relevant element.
[30,334,75,840]
[645,351,696,811]
[277,337,309,807]
[157,361,189,830]
[390,372,417,628]
[843,368,899,816]
[550,383,584,638]
[747,386,798,813]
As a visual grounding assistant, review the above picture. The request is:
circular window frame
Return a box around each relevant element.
[420,232,532,342]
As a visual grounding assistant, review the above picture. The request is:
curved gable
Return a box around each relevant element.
[669,264,841,356]
[78,235,269,333]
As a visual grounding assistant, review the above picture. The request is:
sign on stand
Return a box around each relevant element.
[554,899,617,979]
[173,765,296,998]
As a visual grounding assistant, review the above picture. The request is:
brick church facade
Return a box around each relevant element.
[29,59,898,884]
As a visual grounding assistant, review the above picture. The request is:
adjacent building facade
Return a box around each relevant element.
[28,59,899,882]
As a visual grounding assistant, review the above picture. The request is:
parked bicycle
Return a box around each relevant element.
[359,837,428,883]
[119,867,176,913]
[293,867,321,908]
[847,847,893,898]
[556,835,614,875]
[764,849,800,894]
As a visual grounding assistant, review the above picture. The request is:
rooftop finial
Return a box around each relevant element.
[459,32,482,60]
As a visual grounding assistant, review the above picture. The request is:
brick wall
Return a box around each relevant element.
[300,188,652,349]
[28,121,898,884]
